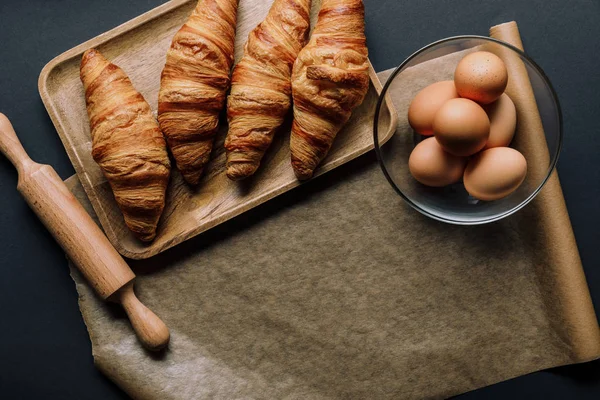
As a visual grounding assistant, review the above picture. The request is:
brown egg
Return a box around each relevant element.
[432,98,490,157]
[408,137,467,187]
[454,51,508,104]
[408,81,459,135]
[483,93,517,149]
[464,147,527,201]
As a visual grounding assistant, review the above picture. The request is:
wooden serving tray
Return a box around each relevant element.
[38,0,397,259]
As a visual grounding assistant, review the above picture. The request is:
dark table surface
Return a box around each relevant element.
[1,0,599,398]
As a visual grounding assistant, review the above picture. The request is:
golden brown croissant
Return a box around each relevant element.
[290,0,370,180]
[158,0,239,185]
[80,49,171,242]
[224,0,311,180]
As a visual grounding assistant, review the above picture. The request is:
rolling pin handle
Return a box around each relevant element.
[115,282,170,351]
[0,113,35,174]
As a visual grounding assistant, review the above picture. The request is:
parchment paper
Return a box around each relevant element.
[65,23,600,400]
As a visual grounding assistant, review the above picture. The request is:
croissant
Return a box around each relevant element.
[80,49,171,242]
[158,0,239,185]
[290,0,370,180]
[224,0,311,180]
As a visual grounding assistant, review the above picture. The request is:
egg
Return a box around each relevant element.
[454,51,508,104]
[432,98,490,157]
[408,137,467,187]
[483,93,517,149]
[463,147,527,201]
[408,81,459,135]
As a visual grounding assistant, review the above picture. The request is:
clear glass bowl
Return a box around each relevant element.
[373,36,562,224]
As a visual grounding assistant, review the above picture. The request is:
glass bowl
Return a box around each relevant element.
[373,36,562,224]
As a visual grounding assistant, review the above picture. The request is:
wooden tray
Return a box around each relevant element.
[38,0,397,260]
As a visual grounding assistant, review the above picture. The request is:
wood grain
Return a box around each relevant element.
[38,0,397,259]
[0,113,169,351]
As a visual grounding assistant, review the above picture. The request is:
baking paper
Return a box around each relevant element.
[64,22,600,400]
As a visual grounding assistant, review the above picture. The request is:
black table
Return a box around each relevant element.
[1,1,599,398]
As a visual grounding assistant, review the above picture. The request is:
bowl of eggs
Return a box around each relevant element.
[373,36,562,224]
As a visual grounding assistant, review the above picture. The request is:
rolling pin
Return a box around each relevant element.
[0,113,169,351]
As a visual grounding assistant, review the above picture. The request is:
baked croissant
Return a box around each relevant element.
[158,0,239,185]
[80,49,171,242]
[224,0,311,180]
[290,0,370,180]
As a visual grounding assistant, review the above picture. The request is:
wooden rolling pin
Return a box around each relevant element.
[0,113,169,351]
